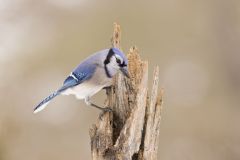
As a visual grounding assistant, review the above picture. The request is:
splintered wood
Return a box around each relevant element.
[89,23,163,160]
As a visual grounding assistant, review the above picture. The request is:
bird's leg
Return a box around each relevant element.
[90,102,112,112]
[85,97,112,112]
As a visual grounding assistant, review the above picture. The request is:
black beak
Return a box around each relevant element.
[120,67,130,78]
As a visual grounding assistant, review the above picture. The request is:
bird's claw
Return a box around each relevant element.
[99,107,112,120]
[103,107,112,112]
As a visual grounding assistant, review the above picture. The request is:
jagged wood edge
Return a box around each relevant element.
[138,67,164,160]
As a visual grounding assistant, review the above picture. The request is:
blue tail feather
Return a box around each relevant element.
[34,76,80,113]
[33,91,59,113]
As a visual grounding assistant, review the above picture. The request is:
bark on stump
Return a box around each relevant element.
[89,23,164,160]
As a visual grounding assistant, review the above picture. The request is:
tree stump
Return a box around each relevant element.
[89,23,164,160]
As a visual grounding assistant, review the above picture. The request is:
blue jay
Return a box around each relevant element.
[34,48,130,114]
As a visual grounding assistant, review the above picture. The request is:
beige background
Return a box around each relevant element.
[0,0,240,159]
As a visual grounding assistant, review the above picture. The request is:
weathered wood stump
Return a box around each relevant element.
[89,23,163,160]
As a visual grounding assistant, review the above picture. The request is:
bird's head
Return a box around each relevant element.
[104,48,130,78]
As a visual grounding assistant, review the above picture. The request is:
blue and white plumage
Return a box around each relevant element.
[34,48,129,114]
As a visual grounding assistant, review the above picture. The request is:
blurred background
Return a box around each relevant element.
[0,0,240,159]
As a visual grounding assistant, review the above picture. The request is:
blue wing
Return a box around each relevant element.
[61,62,97,91]
[34,63,97,113]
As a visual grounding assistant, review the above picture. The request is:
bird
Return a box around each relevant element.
[33,47,130,114]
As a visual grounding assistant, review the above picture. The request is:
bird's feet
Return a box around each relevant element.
[102,107,112,112]
[99,107,112,120]
[84,97,113,119]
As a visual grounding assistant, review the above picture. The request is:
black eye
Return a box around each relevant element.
[116,58,121,64]
[120,62,127,67]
